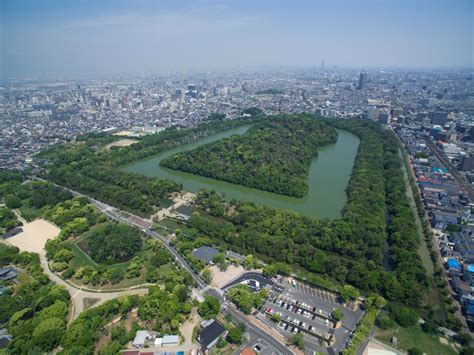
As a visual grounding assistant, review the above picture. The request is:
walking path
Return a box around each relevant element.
[39,253,149,321]
[398,149,434,276]
[6,211,150,322]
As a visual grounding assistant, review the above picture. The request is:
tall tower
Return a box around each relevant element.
[357,71,367,90]
[321,60,325,70]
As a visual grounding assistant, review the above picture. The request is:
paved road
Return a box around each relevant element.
[38,250,149,321]
[37,178,291,352]
[225,306,295,355]
[398,136,470,334]
[221,272,274,291]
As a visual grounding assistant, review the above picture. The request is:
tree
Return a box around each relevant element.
[201,267,212,284]
[32,317,65,350]
[149,249,170,267]
[389,305,418,327]
[408,348,423,355]
[243,254,257,270]
[198,296,221,319]
[289,333,304,349]
[226,327,243,345]
[376,313,395,330]
[216,337,227,348]
[421,319,438,335]
[263,262,291,277]
[331,308,344,322]
[227,285,256,314]
[99,341,122,355]
[4,194,22,209]
[87,224,143,264]
[271,313,281,323]
[212,252,227,271]
[339,285,359,302]
[110,268,125,284]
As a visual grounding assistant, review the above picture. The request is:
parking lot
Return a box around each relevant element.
[260,290,334,345]
[258,278,365,354]
[292,280,358,312]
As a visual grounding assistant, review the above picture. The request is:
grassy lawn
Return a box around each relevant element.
[375,325,458,355]
[67,242,99,269]
[159,198,174,209]
[18,202,43,221]
[158,218,187,231]
[62,222,177,290]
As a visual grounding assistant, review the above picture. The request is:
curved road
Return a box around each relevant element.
[38,248,149,321]
[38,178,292,353]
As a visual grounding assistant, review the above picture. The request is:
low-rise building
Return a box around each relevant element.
[192,246,219,264]
[198,319,227,351]
[0,268,17,281]
[132,330,148,348]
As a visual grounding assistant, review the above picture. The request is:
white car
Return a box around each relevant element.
[253,344,262,353]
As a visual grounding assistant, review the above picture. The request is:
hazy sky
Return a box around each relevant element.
[1,0,473,78]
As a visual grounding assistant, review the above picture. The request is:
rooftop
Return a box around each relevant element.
[192,245,219,264]
[198,319,226,350]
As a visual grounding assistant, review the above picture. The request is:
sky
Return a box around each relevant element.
[1,0,473,78]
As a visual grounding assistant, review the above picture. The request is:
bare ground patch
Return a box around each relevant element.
[210,264,254,288]
[6,218,60,254]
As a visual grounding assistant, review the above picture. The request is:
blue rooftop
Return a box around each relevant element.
[467,265,474,273]
[447,259,462,270]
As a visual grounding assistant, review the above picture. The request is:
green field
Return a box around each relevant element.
[62,223,177,290]
[156,218,187,232]
[375,325,458,355]
[18,202,43,221]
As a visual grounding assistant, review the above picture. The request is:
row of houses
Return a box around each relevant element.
[397,126,474,331]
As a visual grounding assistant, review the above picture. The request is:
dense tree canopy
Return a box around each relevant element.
[161,115,338,197]
[0,244,70,354]
[198,295,221,319]
[86,223,143,264]
[187,118,427,309]
[0,207,19,233]
[39,115,258,217]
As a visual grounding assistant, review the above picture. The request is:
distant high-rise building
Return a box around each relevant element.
[357,71,367,90]
[321,60,325,69]
[461,155,474,172]
[429,111,448,125]
[367,106,380,121]
[378,111,391,125]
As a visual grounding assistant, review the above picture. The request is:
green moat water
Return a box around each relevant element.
[122,125,359,219]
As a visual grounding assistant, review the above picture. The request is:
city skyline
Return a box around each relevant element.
[1,0,473,79]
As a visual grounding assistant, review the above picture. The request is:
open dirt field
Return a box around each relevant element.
[113,130,132,137]
[7,218,60,253]
[210,264,248,288]
[105,139,137,149]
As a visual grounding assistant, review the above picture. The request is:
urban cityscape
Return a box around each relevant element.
[1,1,473,355]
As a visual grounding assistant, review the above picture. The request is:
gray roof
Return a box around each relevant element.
[198,320,226,349]
[133,330,147,346]
[192,245,219,264]
[175,205,194,217]
[0,268,17,281]
[162,334,179,344]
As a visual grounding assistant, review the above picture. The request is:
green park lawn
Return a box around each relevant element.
[62,224,177,290]
[18,202,43,221]
[375,324,458,355]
